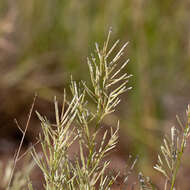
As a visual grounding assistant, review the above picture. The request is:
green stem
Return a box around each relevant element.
[170,136,186,190]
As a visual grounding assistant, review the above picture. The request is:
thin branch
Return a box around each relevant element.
[7,94,37,189]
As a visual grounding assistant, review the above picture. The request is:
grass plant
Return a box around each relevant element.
[1,0,190,174]
[30,29,132,190]
[1,31,190,190]
[153,106,190,190]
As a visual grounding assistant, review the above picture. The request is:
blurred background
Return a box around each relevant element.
[0,0,190,189]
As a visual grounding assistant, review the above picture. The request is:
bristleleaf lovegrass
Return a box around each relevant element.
[30,29,132,190]
[2,30,190,190]
[153,105,190,190]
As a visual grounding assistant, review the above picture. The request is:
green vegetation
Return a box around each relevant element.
[1,1,190,163]
[1,32,190,190]
[1,0,190,189]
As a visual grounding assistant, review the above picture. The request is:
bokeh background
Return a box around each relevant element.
[1,0,190,189]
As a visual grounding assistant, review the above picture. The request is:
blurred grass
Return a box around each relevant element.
[0,0,190,178]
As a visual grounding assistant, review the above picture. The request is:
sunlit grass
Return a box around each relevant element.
[1,31,189,190]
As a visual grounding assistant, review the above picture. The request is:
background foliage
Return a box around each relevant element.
[0,0,190,188]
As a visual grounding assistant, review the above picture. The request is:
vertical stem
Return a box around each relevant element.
[170,135,186,190]
[7,94,36,189]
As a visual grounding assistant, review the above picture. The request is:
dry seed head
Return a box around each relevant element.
[187,104,190,126]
